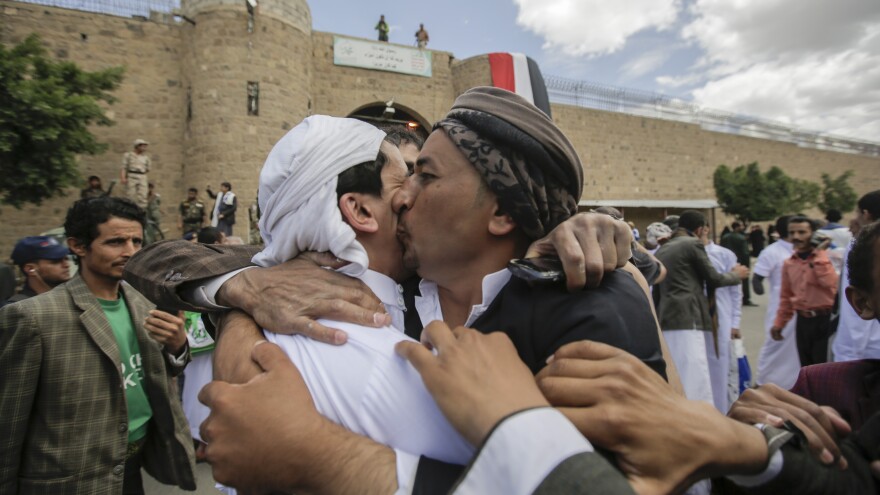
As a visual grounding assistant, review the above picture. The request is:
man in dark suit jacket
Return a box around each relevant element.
[0,197,195,494]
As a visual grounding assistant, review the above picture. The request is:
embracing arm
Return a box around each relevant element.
[123,241,386,345]
[695,243,744,288]
[123,240,260,313]
[735,418,876,495]
[200,341,398,494]
[0,305,42,493]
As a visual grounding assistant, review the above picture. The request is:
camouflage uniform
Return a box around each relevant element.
[179,198,206,235]
[145,193,163,245]
[122,151,151,208]
[248,200,262,245]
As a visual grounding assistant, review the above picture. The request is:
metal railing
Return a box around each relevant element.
[545,74,880,157]
[14,0,179,19]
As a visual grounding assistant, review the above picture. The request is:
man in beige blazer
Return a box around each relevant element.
[0,197,195,494]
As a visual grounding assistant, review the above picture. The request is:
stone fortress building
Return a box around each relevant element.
[1,0,878,256]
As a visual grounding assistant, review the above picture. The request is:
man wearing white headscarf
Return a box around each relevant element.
[246,115,472,469]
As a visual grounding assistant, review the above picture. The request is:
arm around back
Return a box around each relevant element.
[123,239,260,313]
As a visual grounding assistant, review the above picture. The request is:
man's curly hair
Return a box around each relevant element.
[64,197,146,254]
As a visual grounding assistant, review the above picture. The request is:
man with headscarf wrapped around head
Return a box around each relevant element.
[181,88,666,494]
[228,115,474,469]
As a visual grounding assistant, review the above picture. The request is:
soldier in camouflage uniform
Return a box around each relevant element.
[145,182,163,245]
[121,139,151,208]
[80,176,106,199]
[178,187,206,236]
[248,192,262,245]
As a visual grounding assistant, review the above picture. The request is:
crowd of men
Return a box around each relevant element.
[2,86,880,495]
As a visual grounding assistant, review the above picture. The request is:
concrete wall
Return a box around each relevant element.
[1,0,878,259]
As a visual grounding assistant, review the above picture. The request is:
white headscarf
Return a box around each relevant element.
[251,115,386,276]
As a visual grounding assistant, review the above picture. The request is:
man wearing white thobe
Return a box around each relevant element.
[705,241,742,413]
[754,218,800,389]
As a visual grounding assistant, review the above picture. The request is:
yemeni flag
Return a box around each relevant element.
[488,52,552,118]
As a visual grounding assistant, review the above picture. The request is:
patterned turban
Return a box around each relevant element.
[435,86,583,240]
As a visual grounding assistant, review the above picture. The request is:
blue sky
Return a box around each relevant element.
[310,0,880,142]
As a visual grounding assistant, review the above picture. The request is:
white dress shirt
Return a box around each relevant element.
[414,269,512,327]
[264,270,473,470]
[832,242,880,361]
[753,240,801,389]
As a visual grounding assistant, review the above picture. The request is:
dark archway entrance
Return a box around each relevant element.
[347,102,430,140]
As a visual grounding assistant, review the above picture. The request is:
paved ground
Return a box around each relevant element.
[145,283,773,494]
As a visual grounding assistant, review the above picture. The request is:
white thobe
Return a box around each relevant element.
[832,242,880,361]
[705,243,742,413]
[754,240,801,389]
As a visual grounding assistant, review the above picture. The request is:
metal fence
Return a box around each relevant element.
[16,0,179,19]
[545,74,880,157]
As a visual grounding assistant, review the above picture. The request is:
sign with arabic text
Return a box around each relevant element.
[333,36,432,78]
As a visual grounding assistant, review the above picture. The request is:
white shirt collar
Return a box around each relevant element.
[415,268,512,328]
[357,269,407,333]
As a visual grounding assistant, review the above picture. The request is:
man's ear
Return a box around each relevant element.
[488,204,517,237]
[67,237,87,259]
[22,262,38,276]
[846,285,877,321]
[338,193,379,234]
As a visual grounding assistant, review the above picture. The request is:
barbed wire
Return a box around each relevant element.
[16,0,179,19]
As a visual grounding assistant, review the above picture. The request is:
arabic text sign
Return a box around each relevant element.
[333,37,432,78]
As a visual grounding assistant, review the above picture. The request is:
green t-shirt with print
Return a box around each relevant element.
[99,295,153,442]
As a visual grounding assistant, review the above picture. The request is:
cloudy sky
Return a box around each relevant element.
[310,0,880,142]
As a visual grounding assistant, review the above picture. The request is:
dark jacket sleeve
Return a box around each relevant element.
[532,452,636,495]
[742,415,879,495]
[123,240,261,312]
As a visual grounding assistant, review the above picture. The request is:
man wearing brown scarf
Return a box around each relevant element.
[124,88,660,494]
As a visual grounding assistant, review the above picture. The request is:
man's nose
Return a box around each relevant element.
[393,176,418,214]
[122,240,138,256]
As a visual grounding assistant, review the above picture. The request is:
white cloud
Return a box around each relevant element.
[514,0,682,56]
[678,0,880,141]
[656,72,704,88]
[621,49,672,79]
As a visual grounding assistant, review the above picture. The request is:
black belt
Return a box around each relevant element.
[127,170,146,175]
[797,308,832,318]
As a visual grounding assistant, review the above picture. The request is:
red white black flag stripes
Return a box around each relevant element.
[488,52,552,118]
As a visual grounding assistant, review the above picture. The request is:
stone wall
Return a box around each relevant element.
[0,1,186,255]
[553,103,880,233]
[179,0,312,237]
[451,54,492,95]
